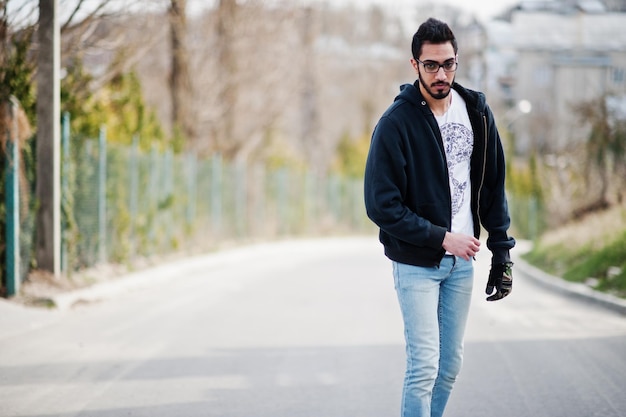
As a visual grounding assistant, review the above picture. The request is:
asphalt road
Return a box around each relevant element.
[1,236,625,417]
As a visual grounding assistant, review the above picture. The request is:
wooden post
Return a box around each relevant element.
[35,0,61,276]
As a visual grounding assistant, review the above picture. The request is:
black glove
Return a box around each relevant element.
[486,262,513,301]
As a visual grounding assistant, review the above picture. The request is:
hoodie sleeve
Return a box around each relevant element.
[364,116,447,249]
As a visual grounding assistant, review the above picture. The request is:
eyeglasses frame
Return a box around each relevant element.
[415,58,458,74]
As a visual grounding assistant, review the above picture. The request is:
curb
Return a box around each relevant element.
[513,255,626,317]
[45,248,246,309]
[44,237,374,310]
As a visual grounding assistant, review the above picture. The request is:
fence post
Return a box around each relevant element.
[5,99,20,296]
[211,153,223,238]
[252,163,265,236]
[129,135,139,257]
[352,179,364,230]
[186,151,197,227]
[98,126,107,264]
[303,170,313,234]
[148,145,159,254]
[61,112,70,273]
[276,168,288,235]
[164,149,173,247]
[235,160,247,237]
[529,196,538,241]
[328,174,340,221]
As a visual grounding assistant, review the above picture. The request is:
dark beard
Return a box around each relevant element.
[418,75,453,100]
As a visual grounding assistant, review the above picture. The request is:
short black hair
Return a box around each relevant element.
[411,18,458,60]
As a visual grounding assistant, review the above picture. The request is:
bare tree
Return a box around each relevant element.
[168,0,196,147]
[186,1,303,161]
[213,0,238,156]
[573,95,626,215]
[299,7,321,170]
[61,1,169,93]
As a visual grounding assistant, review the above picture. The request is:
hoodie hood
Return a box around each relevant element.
[395,82,423,107]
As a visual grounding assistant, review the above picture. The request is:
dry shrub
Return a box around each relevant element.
[539,202,626,252]
[0,97,32,217]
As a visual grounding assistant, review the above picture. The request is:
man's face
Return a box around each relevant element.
[411,42,457,100]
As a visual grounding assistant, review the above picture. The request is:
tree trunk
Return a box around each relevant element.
[215,0,237,156]
[299,7,321,171]
[169,0,196,147]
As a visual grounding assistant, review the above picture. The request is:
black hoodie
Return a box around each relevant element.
[364,81,515,267]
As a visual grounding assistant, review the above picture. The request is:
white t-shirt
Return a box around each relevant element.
[435,89,474,239]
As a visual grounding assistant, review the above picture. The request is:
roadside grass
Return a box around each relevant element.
[522,205,626,298]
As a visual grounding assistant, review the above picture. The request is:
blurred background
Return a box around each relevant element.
[1,0,625,300]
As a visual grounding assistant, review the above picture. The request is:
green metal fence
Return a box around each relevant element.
[61,118,375,274]
[2,98,36,296]
[3,110,542,290]
[508,194,544,242]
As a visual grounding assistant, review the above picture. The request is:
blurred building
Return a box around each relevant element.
[484,0,626,154]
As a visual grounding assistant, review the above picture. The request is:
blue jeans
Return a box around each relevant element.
[392,256,474,417]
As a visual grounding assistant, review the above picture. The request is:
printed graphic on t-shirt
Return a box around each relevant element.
[440,122,473,217]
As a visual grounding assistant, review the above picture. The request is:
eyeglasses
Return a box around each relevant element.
[416,59,458,73]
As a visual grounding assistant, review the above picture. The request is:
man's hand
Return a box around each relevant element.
[442,232,481,261]
[486,262,513,301]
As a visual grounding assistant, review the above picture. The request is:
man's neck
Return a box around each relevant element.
[419,83,453,117]
[426,93,452,117]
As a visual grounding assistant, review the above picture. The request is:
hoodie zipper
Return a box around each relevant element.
[475,114,488,233]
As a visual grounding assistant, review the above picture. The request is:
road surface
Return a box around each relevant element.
[1,236,625,417]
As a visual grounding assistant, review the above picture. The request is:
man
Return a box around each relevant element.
[364,18,515,417]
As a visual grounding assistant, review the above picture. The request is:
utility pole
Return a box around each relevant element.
[36,0,61,276]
